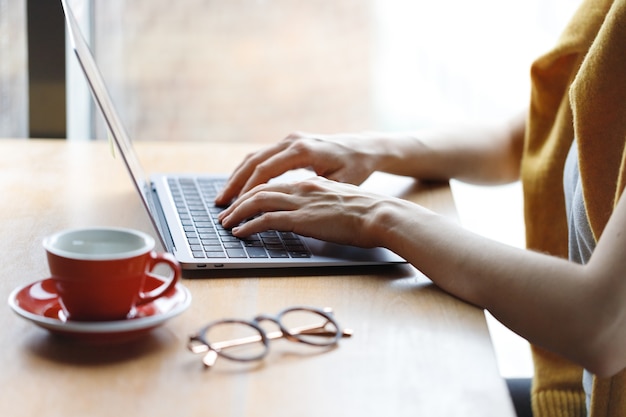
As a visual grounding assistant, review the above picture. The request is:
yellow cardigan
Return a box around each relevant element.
[521,0,626,415]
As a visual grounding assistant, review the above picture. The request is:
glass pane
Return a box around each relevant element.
[0,0,27,138]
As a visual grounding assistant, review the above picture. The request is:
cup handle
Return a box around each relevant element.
[136,251,181,305]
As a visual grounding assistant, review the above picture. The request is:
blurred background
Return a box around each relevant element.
[1,0,581,378]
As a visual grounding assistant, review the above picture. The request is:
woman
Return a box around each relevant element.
[216,0,626,415]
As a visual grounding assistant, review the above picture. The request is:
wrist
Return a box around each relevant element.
[366,198,418,251]
[372,133,433,178]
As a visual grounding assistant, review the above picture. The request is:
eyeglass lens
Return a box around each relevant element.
[205,320,268,361]
[278,308,340,345]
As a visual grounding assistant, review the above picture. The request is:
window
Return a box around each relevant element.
[0,0,27,138]
[68,0,579,142]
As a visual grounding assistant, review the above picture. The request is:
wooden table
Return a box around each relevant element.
[0,139,514,417]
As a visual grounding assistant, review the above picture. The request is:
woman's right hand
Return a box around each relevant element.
[215,131,388,206]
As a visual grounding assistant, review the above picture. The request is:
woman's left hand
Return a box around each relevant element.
[218,176,397,248]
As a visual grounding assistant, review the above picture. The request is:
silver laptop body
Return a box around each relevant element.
[61,0,406,271]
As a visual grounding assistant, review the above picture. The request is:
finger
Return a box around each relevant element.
[215,143,289,205]
[220,185,299,229]
[218,179,308,224]
[236,143,321,196]
[218,181,273,220]
[231,211,297,238]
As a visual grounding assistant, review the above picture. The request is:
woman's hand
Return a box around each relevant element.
[215,112,528,207]
[218,176,402,248]
[215,132,389,206]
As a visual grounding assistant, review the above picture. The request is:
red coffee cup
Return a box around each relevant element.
[43,227,181,321]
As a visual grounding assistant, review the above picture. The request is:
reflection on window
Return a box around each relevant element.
[0,0,27,138]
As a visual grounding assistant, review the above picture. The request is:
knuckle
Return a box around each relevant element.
[289,139,314,157]
[254,212,277,230]
[243,151,257,160]
[253,161,274,177]
[261,212,293,232]
[243,149,266,164]
[252,189,273,205]
[295,179,321,194]
[254,190,270,200]
[284,131,305,141]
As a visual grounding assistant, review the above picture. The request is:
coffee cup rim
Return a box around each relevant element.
[43,227,155,261]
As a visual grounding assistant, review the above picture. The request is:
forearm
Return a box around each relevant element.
[371,111,526,184]
[373,199,624,377]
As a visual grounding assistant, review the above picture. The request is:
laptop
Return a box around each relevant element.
[61,0,406,271]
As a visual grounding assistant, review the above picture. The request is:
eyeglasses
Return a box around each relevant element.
[187,306,353,369]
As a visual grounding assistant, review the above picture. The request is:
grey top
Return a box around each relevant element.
[563,139,596,415]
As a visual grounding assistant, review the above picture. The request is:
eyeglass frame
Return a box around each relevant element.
[187,306,353,368]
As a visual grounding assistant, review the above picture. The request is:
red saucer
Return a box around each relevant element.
[8,276,191,343]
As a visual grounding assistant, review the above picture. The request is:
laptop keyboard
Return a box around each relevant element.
[167,177,312,259]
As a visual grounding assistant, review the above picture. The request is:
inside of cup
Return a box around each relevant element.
[45,228,154,260]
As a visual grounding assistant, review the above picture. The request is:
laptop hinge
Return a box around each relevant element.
[148,184,176,253]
